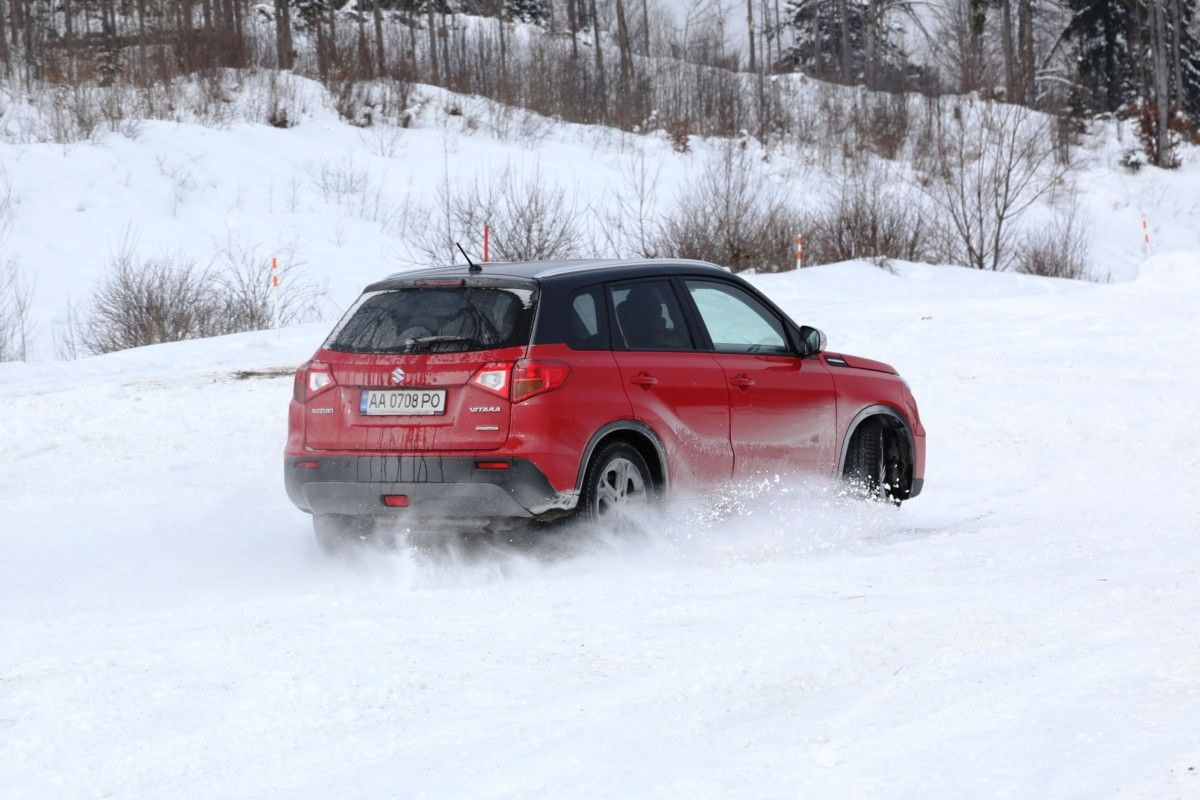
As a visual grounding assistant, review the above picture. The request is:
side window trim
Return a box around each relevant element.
[604,277,700,353]
[669,275,714,352]
[678,278,796,356]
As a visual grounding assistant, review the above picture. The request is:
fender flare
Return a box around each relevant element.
[575,420,669,494]
[837,403,916,477]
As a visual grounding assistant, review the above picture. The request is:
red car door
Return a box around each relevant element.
[607,279,733,489]
[680,278,837,480]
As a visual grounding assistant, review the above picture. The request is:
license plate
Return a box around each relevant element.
[360,389,447,416]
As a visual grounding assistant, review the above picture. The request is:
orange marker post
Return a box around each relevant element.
[1141,219,1150,257]
[795,234,804,270]
[483,224,490,263]
[271,257,280,331]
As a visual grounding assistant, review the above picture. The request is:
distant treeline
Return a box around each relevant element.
[0,0,1196,164]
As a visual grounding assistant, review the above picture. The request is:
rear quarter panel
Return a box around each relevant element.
[506,344,632,493]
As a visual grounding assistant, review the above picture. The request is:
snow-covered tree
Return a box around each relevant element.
[785,0,917,89]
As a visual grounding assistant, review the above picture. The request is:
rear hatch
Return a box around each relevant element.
[303,276,537,452]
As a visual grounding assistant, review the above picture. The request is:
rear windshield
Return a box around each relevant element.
[324,286,537,354]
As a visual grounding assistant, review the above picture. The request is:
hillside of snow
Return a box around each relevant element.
[2,77,1198,359]
[3,257,1199,797]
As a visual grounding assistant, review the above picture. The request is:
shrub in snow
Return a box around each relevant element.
[801,165,942,266]
[1016,204,1092,280]
[77,236,325,355]
[80,249,223,355]
[654,143,802,273]
[419,166,586,263]
[1119,147,1147,174]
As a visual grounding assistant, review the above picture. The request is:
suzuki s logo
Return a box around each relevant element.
[391,367,406,385]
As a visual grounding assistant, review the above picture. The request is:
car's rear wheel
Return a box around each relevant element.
[578,442,653,531]
[313,513,377,554]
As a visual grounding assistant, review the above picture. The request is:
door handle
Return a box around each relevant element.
[730,375,755,390]
[630,373,658,388]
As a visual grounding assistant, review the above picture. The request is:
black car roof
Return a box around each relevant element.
[365,258,733,290]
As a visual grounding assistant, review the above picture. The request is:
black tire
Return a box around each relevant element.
[843,418,904,505]
[313,514,377,554]
[577,441,654,530]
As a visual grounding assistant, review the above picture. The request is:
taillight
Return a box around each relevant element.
[305,360,335,400]
[511,359,571,402]
[471,363,512,398]
[293,362,309,402]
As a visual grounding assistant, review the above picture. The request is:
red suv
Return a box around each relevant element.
[286,259,925,548]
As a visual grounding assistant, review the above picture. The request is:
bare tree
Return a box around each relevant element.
[0,261,33,361]
[614,0,634,106]
[419,167,587,264]
[599,146,663,257]
[589,0,607,117]
[655,142,801,272]
[372,0,386,77]
[745,0,756,72]
[1149,0,1172,166]
[930,0,993,94]
[274,0,294,69]
[920,101,1065,271]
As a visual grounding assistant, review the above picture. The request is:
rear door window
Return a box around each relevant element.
[325,285,536,354]
[608,280,694,351]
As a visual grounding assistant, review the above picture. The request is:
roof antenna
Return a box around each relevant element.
[456,242,483,273]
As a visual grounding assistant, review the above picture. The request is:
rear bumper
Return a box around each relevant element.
[284,455,575,521]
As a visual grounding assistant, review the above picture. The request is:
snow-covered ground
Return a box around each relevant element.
[3,256,1198,798]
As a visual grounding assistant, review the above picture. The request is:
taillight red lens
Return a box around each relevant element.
[511,359,571,402]
[306,361,335,400]
[471,363,512,398]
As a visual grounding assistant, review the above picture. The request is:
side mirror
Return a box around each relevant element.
[798,325,827,356]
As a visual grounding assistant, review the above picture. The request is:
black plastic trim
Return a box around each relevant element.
[285,455,561,519]
[574,420,669,494]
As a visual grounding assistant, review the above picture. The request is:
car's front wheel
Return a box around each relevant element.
[843,417,908,504]
[578,442,653,531]
[312,513,377,554]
